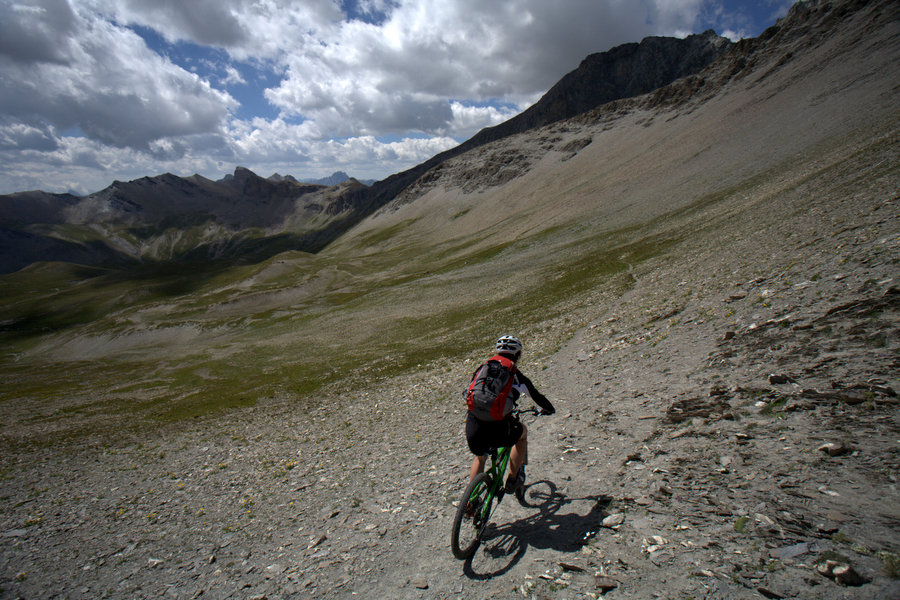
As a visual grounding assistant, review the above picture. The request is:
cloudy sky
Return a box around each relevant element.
[0,0,792,195]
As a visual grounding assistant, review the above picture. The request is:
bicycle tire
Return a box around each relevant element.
[450,472,492,559]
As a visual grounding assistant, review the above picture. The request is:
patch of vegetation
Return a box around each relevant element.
[831,531,852,544]
[734,516,750,533]
[760,397,789,416]
[878,550,900,578]
[851,543,872,556]
[764,559,783,572]
[355,218,420,247]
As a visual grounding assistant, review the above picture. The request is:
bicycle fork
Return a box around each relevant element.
[473,484,501,536]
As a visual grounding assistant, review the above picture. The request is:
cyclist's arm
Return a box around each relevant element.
[516,372,555,414]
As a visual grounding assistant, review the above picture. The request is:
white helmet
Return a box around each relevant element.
[495,335,523,357]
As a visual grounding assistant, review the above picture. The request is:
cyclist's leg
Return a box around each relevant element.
[507,422,527,480]
[465,412,490,481]
[469,454,487,481]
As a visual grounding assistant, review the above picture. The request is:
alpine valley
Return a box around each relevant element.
[1,1,898,599]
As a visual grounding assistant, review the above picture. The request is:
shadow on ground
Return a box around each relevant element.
[463,480,611,580]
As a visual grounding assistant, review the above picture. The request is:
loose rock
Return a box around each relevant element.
[817,560,870,586]
[601,513,625,528]
[817,442,850,456]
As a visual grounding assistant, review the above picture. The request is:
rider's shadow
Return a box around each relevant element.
[463,480,612,580]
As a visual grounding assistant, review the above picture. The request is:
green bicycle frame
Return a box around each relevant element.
[471,445,511,521]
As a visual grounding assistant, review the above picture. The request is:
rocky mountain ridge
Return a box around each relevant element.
[385,0,879,205]
[299,171,376,187]
[361,28,732,209]
[463,30,729,148]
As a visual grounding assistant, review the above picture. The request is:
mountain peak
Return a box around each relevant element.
[268,173,300,184]
[231,166,258,181]
[301,171,352,186]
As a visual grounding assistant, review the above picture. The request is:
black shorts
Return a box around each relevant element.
[465,411,524,456]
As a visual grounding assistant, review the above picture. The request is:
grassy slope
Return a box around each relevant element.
[1,1,897,445]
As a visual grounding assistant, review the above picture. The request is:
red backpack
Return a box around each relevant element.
[465,355,517,421]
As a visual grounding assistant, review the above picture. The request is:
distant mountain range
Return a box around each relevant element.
[301,171,376,187]
[0,168,374,272]
[222,171,375,187]
[0,29,732,274]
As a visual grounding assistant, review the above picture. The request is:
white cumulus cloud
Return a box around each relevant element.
[0,0,237,150]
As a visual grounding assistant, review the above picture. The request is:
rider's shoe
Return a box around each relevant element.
[465,496,482,518]
[505,468,525,494]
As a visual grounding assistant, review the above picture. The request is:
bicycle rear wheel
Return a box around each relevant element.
[450,472,492,559]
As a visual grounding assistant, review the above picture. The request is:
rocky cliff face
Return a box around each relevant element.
[470,30,730,146]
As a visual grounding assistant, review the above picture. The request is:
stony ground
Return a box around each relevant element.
[1,134,898,600]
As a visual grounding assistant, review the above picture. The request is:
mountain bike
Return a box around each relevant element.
[450,407,544,560]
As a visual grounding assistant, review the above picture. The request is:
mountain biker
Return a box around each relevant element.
[465,335,555,493]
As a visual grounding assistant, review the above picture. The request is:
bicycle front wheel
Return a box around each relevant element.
[450,472,492,559]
